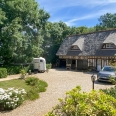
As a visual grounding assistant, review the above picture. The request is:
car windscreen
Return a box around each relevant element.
[102,67,115,72]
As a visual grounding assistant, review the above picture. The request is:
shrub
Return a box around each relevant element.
[46,64,51,72]
[6,66,22,75]
[25,77,48,100]
[26,89,39,100]
[0,88,26,111]
[0,68,7,78]
[34,80,48,92]
[25,77,39,86]
[1,65,30,75]
[46,86,116,116]
[102,86,116,99]
[109,76,116,85]
[20,69,26,79]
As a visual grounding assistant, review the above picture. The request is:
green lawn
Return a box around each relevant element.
[0,78,48,93]
[0,79,32,92]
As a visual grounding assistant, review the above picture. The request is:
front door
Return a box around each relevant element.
[97,59,101,71]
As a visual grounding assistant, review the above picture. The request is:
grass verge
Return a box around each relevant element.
[0,77,48,100]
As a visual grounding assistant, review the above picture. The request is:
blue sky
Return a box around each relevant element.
[36,0,116,27]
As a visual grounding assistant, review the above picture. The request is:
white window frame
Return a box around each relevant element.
[106,43,114,48]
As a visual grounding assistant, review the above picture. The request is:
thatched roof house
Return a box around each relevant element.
[56,29,116,71]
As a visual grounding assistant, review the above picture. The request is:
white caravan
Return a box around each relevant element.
[33,57,46,72]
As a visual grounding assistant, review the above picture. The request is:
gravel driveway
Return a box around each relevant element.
[0,68,114,116]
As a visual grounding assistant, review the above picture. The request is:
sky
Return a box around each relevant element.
[36,0,116,27]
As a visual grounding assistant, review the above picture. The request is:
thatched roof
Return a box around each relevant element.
[56,29,116,56]
[72,37,84,51]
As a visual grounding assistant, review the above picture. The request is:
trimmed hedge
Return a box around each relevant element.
[0,65,30,75]
[0,68,7,78]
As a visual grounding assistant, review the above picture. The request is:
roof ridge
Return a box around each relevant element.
[67,28,116,37]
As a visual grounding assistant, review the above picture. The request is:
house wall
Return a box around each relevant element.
[66,58,108,71]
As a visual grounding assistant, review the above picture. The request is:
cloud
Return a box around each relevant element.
[65,8,116,26]
[37,0,116,12]
[37,0,116,26]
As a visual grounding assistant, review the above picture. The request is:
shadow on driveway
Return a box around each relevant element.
[94,80,113,85]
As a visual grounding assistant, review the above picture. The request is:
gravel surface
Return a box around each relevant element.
[0,68,114,116]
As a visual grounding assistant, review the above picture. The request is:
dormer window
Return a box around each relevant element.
[106,43,114,48]
[70,45,80,50]
[102,43,115,49]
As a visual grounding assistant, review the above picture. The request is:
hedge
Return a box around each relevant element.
[0,68,7,78]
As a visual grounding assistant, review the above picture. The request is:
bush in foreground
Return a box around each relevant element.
[46,86,116,116]
[102,86,116,99]
[0,88,26,111]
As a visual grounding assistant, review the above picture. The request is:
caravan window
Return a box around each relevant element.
[40,60,43,62]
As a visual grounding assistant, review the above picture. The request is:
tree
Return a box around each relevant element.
[42,21,73,64]
[95,13,116,31]
[0,0,50,64]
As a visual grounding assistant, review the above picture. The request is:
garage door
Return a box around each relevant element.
[77,59,88,70]
[59,59,66,68]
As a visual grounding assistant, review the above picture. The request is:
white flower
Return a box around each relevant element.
[0,88,5,94]
[13,90,19,94]
[13,98,19,102]
[11,102,14,104]
[3,95,8,100]
[21,89,26,94]
[0,95,4,100]
[6,102,10,105]
[8,88,14,91]
[18,91,21,94]
[8,92,12,96]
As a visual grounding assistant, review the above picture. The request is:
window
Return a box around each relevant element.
[70,45,79,50]
[102,43,115,49]
[106,43,114,48]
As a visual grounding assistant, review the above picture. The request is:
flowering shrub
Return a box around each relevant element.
[46,86,116,116]
[0,88,26,111]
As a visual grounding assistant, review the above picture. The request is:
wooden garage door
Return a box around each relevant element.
[77,59,88,70]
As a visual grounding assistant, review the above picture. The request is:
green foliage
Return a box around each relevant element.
[20,69,26,79]
[25,77,48,92]
[25,77,39,86]
[0,68,7,78]
[6,66,22,75]
[0,0,50,64]
[35,80,48,92]
[102,86,116,99]
[46,86,116,116]
[26,89,39,100]
[46,64,51,69]
[25,77,48,100]
[46,63,52,72]
[0,79,32,92]
[1,65,30,75]
[109,76,116,85]
[95,13,116,31]
[20,69,26,75]
[0,77,48,102]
